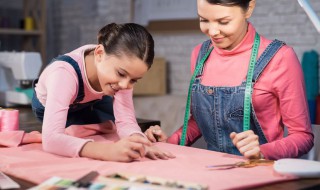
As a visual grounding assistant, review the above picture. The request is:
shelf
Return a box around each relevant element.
[0,28,42,35]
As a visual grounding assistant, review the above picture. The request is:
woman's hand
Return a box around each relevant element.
[145,145,176,160]
[230,130,262,159]
[144,125,168,142]
[80,135,152,162]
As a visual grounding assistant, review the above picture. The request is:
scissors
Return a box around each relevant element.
[206,159,274,170]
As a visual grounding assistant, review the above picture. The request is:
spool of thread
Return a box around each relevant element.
[0,109,19,132]
[24,16,34,31]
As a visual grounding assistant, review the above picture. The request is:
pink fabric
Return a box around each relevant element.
[0,131,24,147]
[0,135,296,190]
[34,45,144,158]
[169,23,313,160]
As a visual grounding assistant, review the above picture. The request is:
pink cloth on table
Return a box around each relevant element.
[0,131,24,147]
[0,134,296,190]
[0,124,114,148]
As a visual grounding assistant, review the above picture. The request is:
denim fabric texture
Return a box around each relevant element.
[192,38,285,155]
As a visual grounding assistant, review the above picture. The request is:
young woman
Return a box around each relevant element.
[32,23,175,162]
[145,0,313,160]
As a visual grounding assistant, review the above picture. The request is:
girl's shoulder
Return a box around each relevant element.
[69,45,96,56]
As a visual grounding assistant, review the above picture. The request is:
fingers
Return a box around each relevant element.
[147,151,169,160]
[145,128,157,143]
[130,142,147,158]
[144,125,167,143]
[146,151,158,160]
[230,130,255,145]
[116,134,175,162]
[242,146,261,159]
[230,132,236,139]
[146,150,176,160]
[163,151,176,159]
[230,130,261,159]
[129,135,152,146]
[128,145,147,160]
[145,146,176,160]
[114,138,146,162]
[121,150,142,162]
[155,129,168,142]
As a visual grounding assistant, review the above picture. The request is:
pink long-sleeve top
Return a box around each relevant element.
[34,45,143,158]
[168,23,314,160]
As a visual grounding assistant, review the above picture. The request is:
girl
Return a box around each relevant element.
[32,23,175,162]
[145,0,314,160]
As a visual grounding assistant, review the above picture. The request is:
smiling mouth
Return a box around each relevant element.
[211,37,224,43]
[110,84,119,92]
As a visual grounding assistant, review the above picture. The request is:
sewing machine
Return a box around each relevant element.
[0,51,42,107]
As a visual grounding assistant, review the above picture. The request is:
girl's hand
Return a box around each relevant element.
[80,135,152,162]
[145,145,176,160]
[230,130,262,159]
[144,125,168,142]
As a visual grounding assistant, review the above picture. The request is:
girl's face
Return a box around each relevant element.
[197,0,255,50]
[94,45,148,95]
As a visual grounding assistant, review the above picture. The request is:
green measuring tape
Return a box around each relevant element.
[243,33,260,131]
[180,33,260,146]
[180,46,213,146]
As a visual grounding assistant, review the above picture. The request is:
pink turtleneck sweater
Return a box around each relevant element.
[168,23,314,160]
[34,45,144,158]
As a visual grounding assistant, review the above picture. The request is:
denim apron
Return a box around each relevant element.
[191,38,285,155]
[32,55,115,127]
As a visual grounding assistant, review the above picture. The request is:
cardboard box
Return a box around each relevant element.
[133,57,167,95]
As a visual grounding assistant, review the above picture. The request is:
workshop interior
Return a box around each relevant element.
[1,0,320,189]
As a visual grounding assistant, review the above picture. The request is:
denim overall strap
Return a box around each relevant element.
[249,39,285,136]
[31,55,85,122]
[180,42,214,145]
[53,55,85,104]
[252,39,285,82]
[31,54,115,126]
[197,40,212,76]
[190,38,284,155]
[52,55,115,125]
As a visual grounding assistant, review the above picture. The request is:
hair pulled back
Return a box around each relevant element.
[97,23,154,68]
[206,0,251,11]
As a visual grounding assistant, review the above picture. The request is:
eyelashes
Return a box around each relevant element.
[117,71,125,77]
[117,71,138,84]
[199,18,230,25]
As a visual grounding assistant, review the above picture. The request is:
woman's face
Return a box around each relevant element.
[197,0,255,50]
[94,45,148,96]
